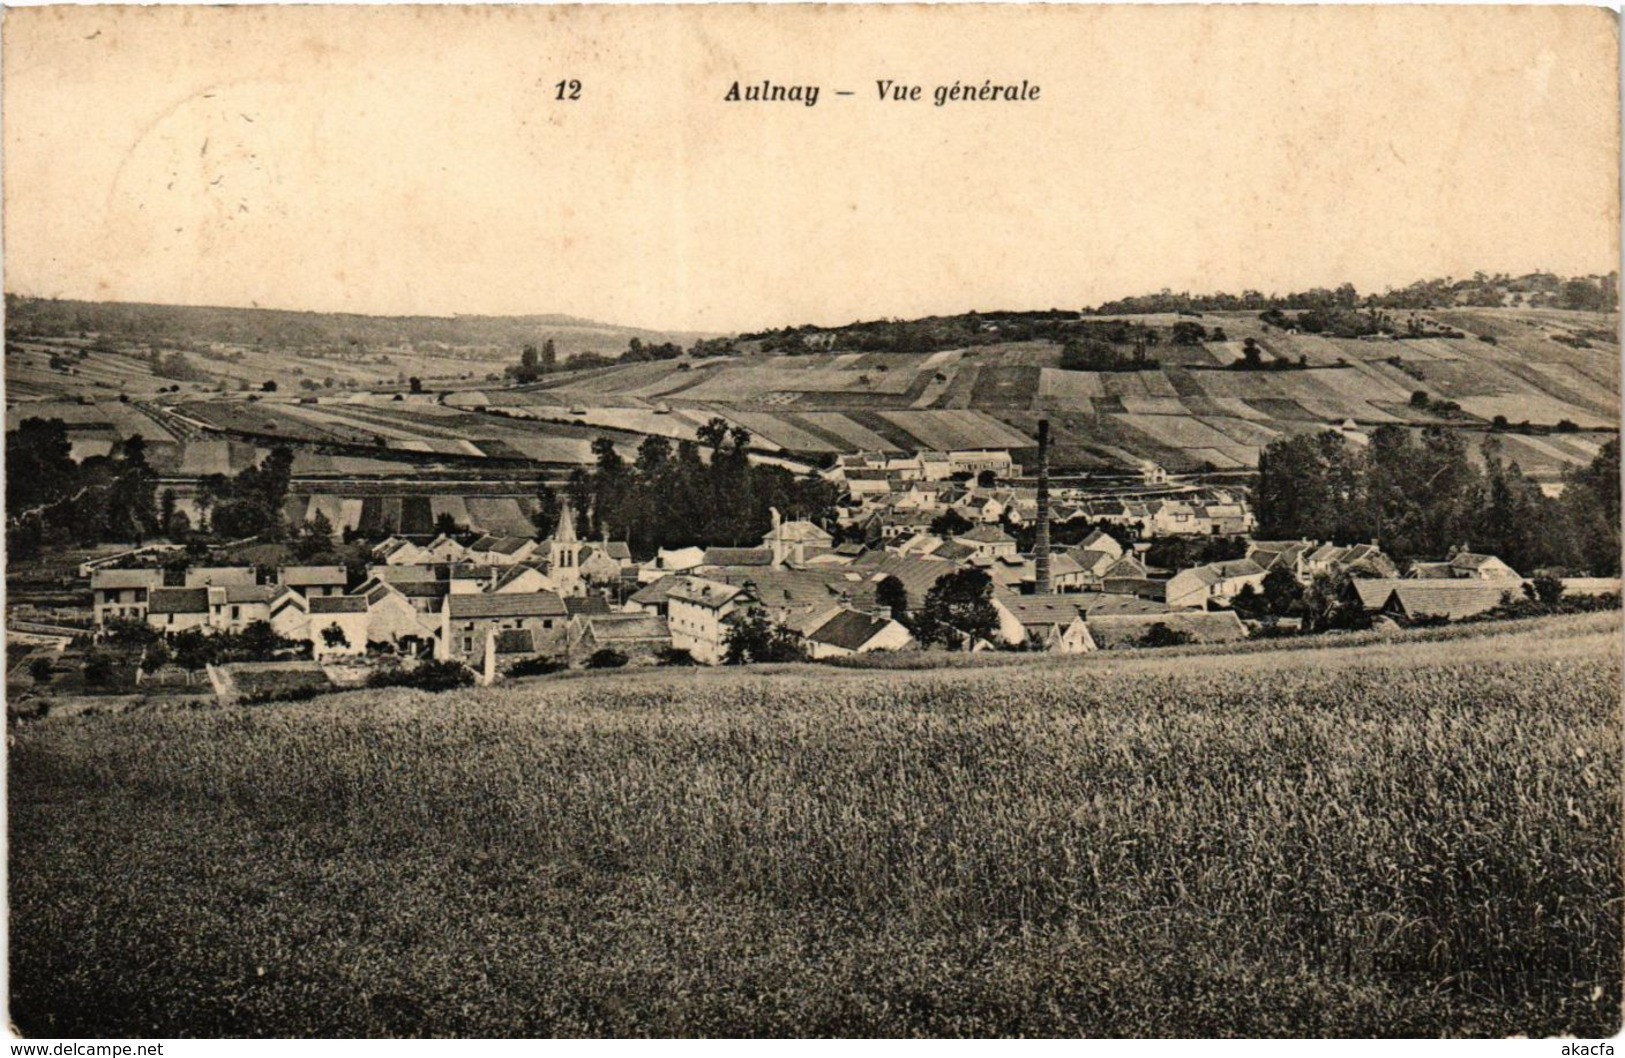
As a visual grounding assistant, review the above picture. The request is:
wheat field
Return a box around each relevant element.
[9,614,1620,1037]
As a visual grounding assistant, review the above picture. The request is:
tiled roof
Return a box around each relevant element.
[148,587,209,615]
[996,593,1085,628]
[448,592,568,619]
[91,568,165,589]
[1385,582,1517,620]
[702,547,773,566]
[280,565,347,586]
[582,614,671,643]
[805,608,894,651]
[666,576,745,608]
[564,595,612,617]
[309,595,369,614]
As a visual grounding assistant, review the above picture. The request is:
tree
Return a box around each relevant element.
[408,376,423,394]
[875,575,910,622]
[541,338,557,372]
[531,482,562,540]
[515,344,542,384]
[1239,338,1263,368]
[976,469,999,488]
[28,658,53,683]
[433,512,464,538]
[917,568,998,649]
[320,623,350,650]
[292,511,336,561]
[1261,567,1303,617]
[1170,320,1208,345]
[1528,573,1566,608]
[1410,390,1430,408]
[261,380,277,392]
[930,508,974,538]
[723,608,809,664]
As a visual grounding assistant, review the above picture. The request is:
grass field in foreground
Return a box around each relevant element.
[9,614,1621,1037]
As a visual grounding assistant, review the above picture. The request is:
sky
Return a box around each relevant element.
[4,4,1619,333]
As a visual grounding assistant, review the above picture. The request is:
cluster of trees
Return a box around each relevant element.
[1230,337,1307,371]
[146,349,208,382]
[741,313,1170,356]
[6,419,159,557]
[1255,428,1620,576]
[508,340,558,384]
[193,446,296,541]
[1058,336,1159,372]
[536,418,841,558]
[1087,272,1620,315]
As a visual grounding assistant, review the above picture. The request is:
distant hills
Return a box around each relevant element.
[2,294,713,362]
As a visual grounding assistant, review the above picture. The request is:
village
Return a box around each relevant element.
[13,417,1613,712]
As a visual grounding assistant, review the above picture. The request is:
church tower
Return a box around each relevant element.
[550,502,583,596]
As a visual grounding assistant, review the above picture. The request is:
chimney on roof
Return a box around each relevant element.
[1034,419,1052,595]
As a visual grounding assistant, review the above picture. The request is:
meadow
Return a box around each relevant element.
[8,613,1621,1037]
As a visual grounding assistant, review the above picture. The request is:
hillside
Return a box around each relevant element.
[9,613,1619,1036]
[3,294,711,362]
[450,307,1619,485]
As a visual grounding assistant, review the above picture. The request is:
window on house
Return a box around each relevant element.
[232,606,241,620]
[462,637,474,653]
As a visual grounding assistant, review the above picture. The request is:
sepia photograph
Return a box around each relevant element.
[2,2,1621,1040]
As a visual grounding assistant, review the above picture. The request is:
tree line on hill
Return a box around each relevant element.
[1255,427,1620,577]
[535,418,841,558]
[1088,272,1619,316]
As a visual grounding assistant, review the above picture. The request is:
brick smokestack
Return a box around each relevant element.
[1034,418,1052,594]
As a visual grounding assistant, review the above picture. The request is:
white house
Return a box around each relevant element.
[991,593,1095,652]
[799,608,914,658]
[91,568,166,626]
[665,576,747,664]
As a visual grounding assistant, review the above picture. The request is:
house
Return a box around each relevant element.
[948,449,1016,478]
[491,564,558,595]
[1304,543,1399,580]
[1078,529,1124,560]
[1143,500,1204,537]
[665,576,747,664]
[1077,593,1171,617]
[1247,540,1316,581]
[356,580,440,654]
[467,535,540,567]
[648,545,706,580]
[306,595,370,657]
[955,524,1018,560]
[564,594,613,618]
[625,575,680,617]
[279,565,348,599]
[439,591,569,669]
[146,587,212,633]
[420,534,469,564]
[849,552,958,612]
[1086,610,1248,649]
[701,546,775,568]
[579,540,634,584]
[799,608,914,659]
[762,511,835,566]
[842,468,896,499]
[1140,461,1169,485]
[91,568,165,626]
[1449,551,1521,580]
[184,566,257,588]
[919,451,955,481]
[570,613,673,665]
[1380,581,1520,623]
[991,593,1094,652]
[1164,559,1267,609]
[268,588,311,641]
[205,584,278,632]
[374,536,430,565]
[1021,551,1089,593]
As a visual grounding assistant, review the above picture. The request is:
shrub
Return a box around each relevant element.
[28,658,53,683]
[365,659,474,692]
[586,648,628,669]
[1139,622,1195,648]
[657,647,697,666]
[506,656,566,678]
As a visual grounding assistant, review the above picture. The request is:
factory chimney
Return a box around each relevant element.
[1034,418,1052,595]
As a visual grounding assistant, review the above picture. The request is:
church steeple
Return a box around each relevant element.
[550,502,583,595]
